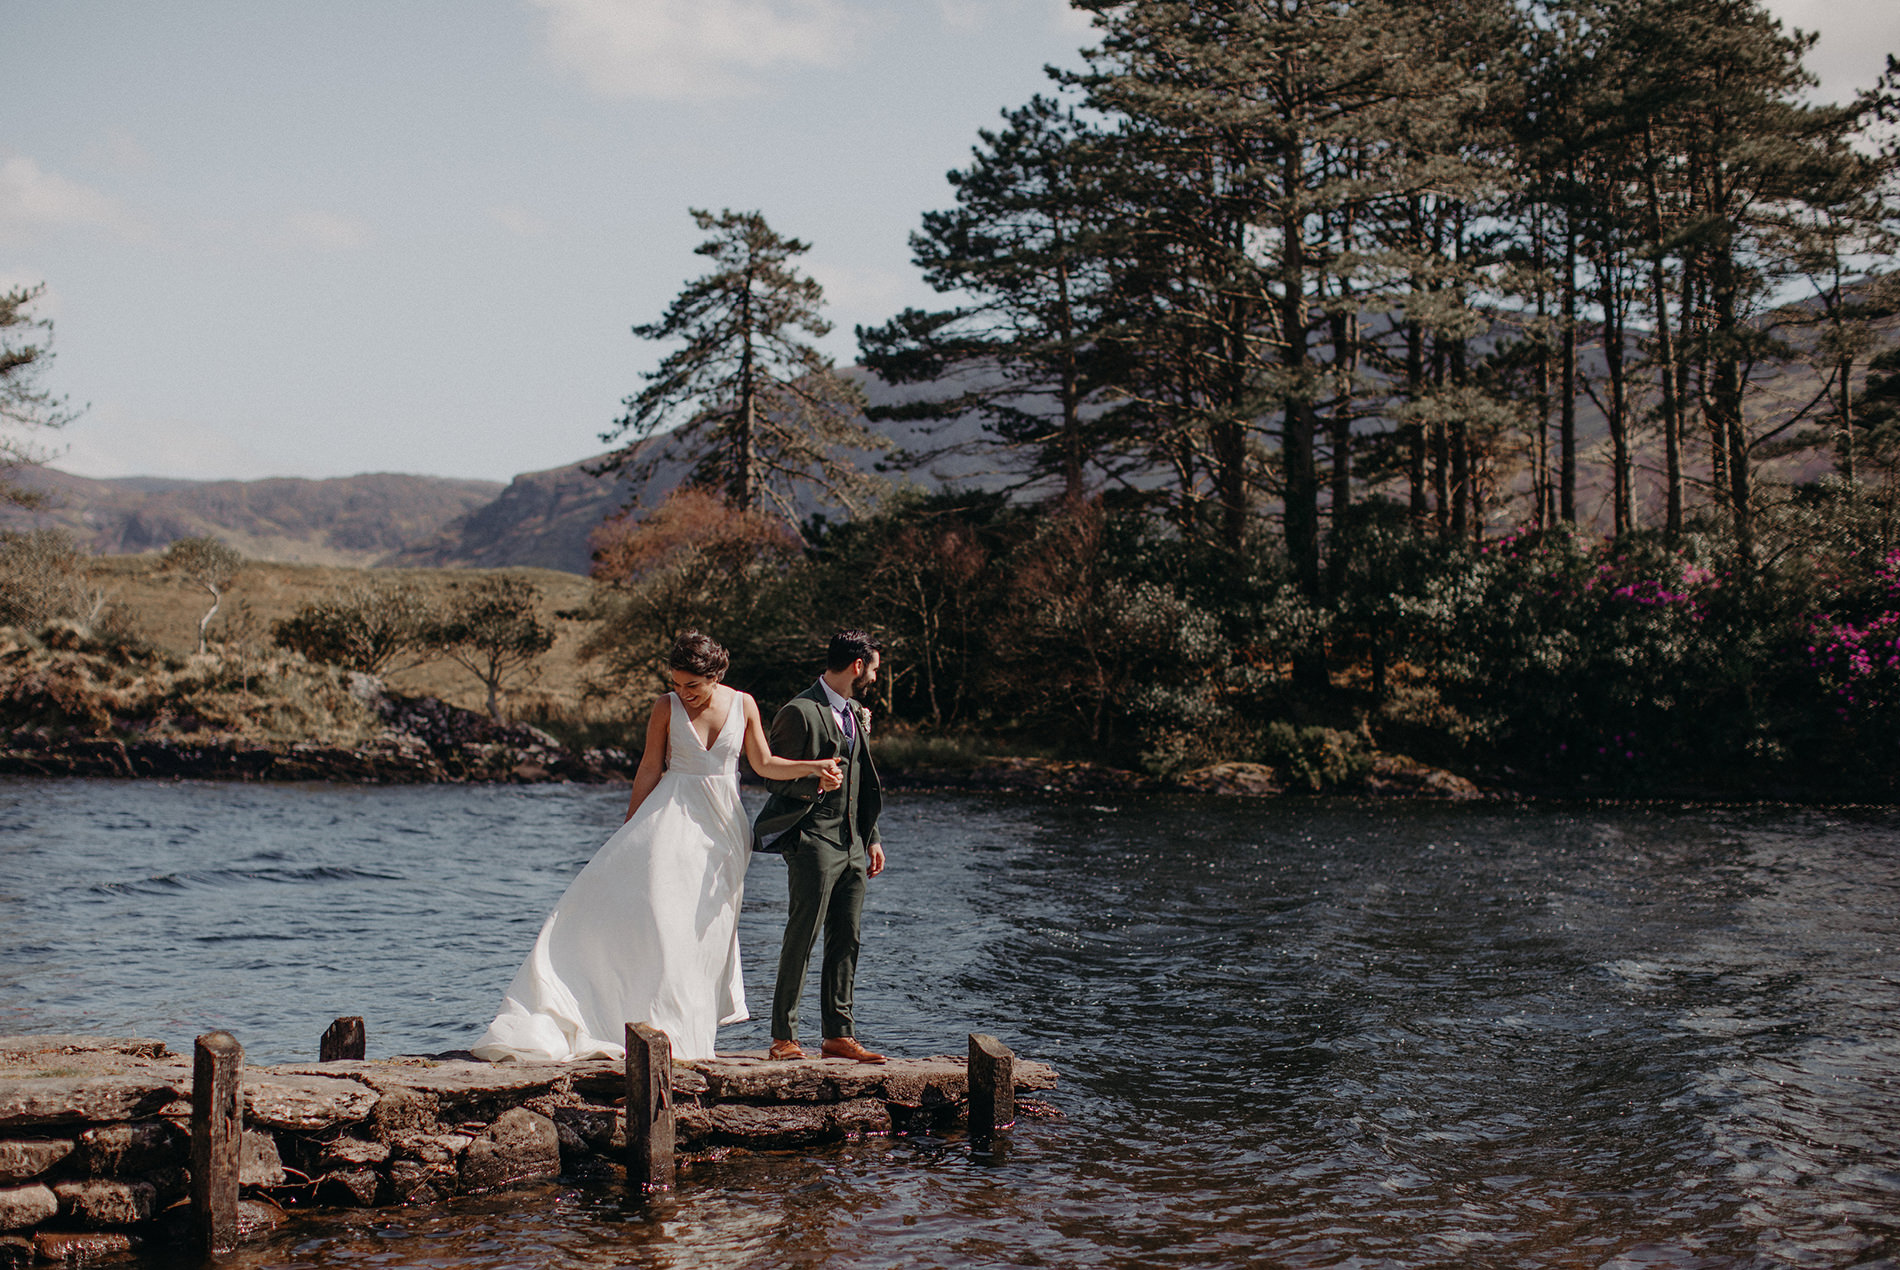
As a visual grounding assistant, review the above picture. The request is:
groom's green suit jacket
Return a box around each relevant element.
[751,683,882,855]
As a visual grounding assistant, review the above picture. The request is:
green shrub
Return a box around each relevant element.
[1259,722,1372,792]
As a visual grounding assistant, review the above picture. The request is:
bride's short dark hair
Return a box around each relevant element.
[669,630,729,678]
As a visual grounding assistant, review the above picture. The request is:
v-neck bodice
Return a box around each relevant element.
[667,691,742,778]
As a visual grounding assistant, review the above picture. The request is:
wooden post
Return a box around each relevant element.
[190,1031,243,1255]
[320,1016,366,1062]
[624,1023,674,1191]
[969,1033,1015,1145]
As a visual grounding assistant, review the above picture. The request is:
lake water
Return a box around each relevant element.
[3,778,1899,1268]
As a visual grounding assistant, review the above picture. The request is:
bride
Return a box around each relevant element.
[472,631,841,1063]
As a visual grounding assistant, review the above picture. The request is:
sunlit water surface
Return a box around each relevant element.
[2,778,1898,1268]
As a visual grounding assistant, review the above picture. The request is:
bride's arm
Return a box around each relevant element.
[740,694,841,788]
[624,697,671,820]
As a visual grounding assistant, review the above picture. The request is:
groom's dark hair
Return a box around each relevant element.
[825,629,880,672]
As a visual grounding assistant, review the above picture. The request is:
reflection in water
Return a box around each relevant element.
[3,780,1898,1268]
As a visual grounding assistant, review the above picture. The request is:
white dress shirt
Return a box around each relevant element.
[818,678,853,742]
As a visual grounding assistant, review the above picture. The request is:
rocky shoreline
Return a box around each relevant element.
[887,753,1484,800]
[0,684,636,785]
[0,1034,1058,1263]
[0,713,1486,801]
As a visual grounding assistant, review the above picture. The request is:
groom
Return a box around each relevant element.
[753,630,887,1063]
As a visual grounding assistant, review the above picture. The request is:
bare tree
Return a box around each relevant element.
[162,537,243,653]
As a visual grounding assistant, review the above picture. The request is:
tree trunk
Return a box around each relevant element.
[1642,123,1684,538]
[197,586,221,655]
[1406,320,1428,524]
[734,278,759,511]
[1328,308,1356,594]
[1450,336,1470,542]
[1532,208,1553,531]
[1838,356,1857,483]
[1431,337,1450,537]
[1708,174,1751,563]
[1560,204,1579,524]
[1600,254,1635,535]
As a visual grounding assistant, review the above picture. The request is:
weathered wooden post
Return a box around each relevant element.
[320,1016,365,1062]
[190,1031,243,1255]
[624,1022,674,1190]
[968,1033,1015,1146]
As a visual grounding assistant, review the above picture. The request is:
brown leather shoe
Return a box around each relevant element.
[820,1036,887,1064]
[768,1039,804,1061]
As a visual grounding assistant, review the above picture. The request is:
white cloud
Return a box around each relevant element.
[282,209,373,251]
[0,156,147,243]
[530,0,853,101]
[491,204,551,237]
[53,405,280,482]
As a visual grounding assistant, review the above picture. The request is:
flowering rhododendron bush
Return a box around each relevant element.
[1807,548,1900,728]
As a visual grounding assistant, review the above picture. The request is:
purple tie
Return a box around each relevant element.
[840,704,855,744]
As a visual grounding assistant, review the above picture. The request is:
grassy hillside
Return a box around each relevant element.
[86,555,622,729]
[2,469,502,565]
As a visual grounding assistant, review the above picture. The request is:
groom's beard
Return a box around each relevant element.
[850,671,873,698]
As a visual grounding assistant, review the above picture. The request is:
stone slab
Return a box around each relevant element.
[0,1140,71,1185]
[458,1109,559,1193]
[675,1097,892,1149]
[240,1130,285,1188]
[76,1121,185,1176]
[0,1186,56,1232]
[0,1038,169,1061]
[243,1073,378,1132]
[33,1230,139,1262]
[318,1137,389,1169]
[0,1073,188,1128]
[53,1178,155,1227]
[686,1052,1057,1104]
[317,1168,381,1207]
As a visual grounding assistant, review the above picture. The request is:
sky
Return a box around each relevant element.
[2,0,1895,485]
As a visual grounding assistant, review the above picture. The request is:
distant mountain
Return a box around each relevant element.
[0,468,504,566]
[379,450,673,574]
[380,374,1013,575]
[6,326,1860,577]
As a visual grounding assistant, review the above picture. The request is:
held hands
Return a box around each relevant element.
[814,758,844,792]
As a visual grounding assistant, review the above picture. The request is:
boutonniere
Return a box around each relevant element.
[852,704,872,738]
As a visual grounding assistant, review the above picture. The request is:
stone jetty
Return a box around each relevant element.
[0,1032,1057,1263]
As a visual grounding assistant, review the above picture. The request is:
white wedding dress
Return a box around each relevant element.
[472,690,751,1063]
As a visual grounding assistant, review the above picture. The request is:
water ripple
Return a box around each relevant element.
[4,782,1900,1268]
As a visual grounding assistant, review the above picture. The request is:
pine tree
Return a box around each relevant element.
[858,96,1124,502]
[603,209,883,524]
[0,284,80,507]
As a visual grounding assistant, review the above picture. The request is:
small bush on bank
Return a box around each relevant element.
[0,530,110,631]
[514,700,645,758]
[1260,723,1373,793]
[870,729,988,771]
